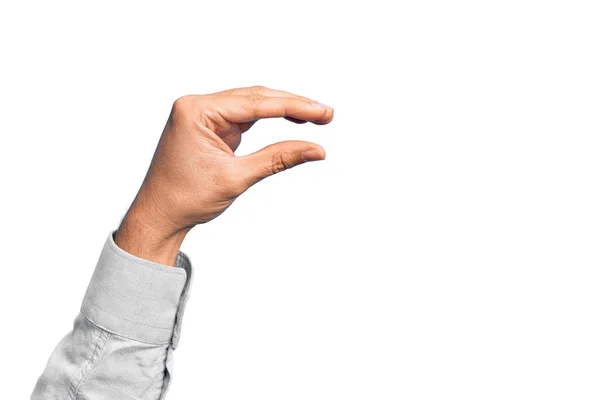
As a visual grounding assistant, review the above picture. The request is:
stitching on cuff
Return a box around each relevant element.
[83,299,174,330]
[82,313,172,346]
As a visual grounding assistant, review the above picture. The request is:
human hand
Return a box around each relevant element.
[114,86,334,265]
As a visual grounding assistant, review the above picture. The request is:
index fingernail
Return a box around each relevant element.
[302,148,326,162]
[313,102,333,110]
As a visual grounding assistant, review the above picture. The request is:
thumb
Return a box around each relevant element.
[238,140,326,186]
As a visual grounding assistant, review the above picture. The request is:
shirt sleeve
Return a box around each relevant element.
[30,231,194,400]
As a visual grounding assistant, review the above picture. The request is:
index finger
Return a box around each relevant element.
[216,96,334,125]
[213,85,318,104]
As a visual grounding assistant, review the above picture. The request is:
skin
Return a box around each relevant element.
[114,86,334,266]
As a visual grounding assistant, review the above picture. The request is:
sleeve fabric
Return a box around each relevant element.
[31,231,194,400]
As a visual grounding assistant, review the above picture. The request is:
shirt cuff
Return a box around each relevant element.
[81,231,193,346]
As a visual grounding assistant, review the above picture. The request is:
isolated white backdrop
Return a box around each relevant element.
[1,1,599,399]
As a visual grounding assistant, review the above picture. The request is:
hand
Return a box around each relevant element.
[114,86,334,265]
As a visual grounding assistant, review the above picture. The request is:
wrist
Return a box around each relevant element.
[115,202,191,267]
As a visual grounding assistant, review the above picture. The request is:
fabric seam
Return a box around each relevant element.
[67,326,111,400]
[82,313,172,346]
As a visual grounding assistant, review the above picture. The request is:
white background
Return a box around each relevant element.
[1,1,599,399]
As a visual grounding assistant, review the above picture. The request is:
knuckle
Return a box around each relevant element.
[270,152,295,174]
[247,94,265,106]
[172,95,193,117]
[173,95,191,108]
[250,85,267,94]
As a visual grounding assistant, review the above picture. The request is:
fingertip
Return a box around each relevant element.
[302,146,326,162]
[312,107,334,125]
